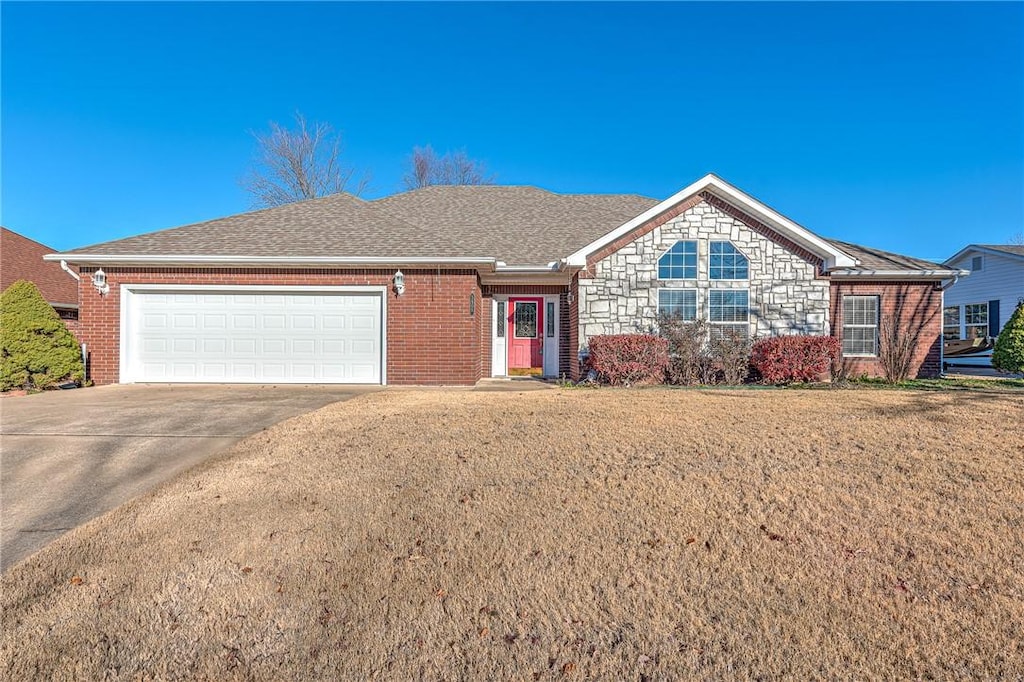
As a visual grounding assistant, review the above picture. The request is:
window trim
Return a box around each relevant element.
[657,288,698,321]
[963,302,989,339]
[841,295,879,358]
[708,240,750,281]
[942,305,960,341]
[943,302,991,341]
[656,240,699,281]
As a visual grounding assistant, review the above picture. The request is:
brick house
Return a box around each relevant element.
[1,226,81,335]
[47,175,961,385]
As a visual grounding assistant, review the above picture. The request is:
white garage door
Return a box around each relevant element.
[122,288,383,384]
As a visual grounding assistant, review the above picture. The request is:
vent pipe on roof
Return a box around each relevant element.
[60,260,81,281]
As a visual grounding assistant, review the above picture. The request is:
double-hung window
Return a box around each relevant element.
[658,289,697,321]
[943,306,960,340]
[842,295,879,356]
[709,289,749,339]
[658,241,697,280]
[964,303,988,339]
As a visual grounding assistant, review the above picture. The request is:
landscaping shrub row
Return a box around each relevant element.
[587,324,840,386]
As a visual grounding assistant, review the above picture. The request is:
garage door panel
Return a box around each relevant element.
[125,289,382,384]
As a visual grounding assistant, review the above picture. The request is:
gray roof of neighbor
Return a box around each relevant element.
[63,186,659,266]
[977,244,1024,257]
[825,239,953,272]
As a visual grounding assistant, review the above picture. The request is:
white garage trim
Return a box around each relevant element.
[119,284,387,385]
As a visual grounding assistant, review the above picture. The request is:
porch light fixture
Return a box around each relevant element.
[91,268,110,296]
[393,269,405,296]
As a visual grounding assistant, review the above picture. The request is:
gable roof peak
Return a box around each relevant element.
[565,173,858,270]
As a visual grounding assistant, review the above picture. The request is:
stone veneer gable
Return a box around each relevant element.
[577,199,831,350]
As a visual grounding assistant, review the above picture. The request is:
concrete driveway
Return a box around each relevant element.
[1,383,378,571]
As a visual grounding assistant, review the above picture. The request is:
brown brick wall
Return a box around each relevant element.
[568,274,581,379]
[78,268,485,386]
[830,281,943,379]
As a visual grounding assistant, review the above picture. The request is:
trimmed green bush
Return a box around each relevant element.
[1,280,84,391]
[992,300,1024,374]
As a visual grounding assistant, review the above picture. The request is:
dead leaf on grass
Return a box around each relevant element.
[69,576,84,586]
[241,566,253,574]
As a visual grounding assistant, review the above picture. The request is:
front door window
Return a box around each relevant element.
[514,302,537,338]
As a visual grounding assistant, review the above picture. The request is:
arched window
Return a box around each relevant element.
[658,241,697,279]
[709,241,749,280]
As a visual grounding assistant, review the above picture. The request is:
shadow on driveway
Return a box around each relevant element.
[1,383,378,571]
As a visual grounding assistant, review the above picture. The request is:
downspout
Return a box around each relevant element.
[60,260,81,281]
[60,260,87,383]
[937,274,960,376]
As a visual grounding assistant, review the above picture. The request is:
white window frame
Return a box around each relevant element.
[657,288,698,321]
[943,302,991,341]
[657,240,698,281]
[943,305,961,341]
[841,295,879,357]
[963,302,989,339]
[708,240,750,281]
[708,288,750,338]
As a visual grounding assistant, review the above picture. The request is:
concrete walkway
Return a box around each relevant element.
[1,383,377,571]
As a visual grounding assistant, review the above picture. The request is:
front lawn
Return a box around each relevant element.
[3,389,1022,679]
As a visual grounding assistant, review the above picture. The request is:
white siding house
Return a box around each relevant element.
[942,245,1024,365]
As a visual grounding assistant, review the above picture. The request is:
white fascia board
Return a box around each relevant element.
[45,253,499,269]
[564,173,857,269]
[829,268,967,279]
[943,244,1024,266]
[483,263,571,285]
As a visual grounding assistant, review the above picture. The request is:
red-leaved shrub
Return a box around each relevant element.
[588,334,669,386]
[750,335,841,384]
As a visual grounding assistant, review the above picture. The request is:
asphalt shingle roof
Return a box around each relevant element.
[1,227,79,306]
[67,192,467,259]
[825,239,950,272]
[65,186,659,266]
[372,186,659,265]
[977,244,1024,257]
[60,185,947,275]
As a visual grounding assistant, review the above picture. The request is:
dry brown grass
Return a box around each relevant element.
[3,388,1023,680]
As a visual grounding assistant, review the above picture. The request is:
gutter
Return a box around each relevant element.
[827,269,965,280]
[45,253,500,269]
[59,260,81,281]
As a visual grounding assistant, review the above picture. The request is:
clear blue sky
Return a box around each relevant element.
[3,1,1022,261]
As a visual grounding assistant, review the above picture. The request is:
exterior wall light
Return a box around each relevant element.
[91,268,110,296]
[393,269,405,296]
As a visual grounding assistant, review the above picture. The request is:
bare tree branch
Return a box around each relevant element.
[1009,231,1024,246]
[402,145,494,190]
[241,112,369,208]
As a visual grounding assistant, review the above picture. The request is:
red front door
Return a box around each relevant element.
[508,297,543,374]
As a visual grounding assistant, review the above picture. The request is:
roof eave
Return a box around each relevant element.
[45,253,500,269]
[829,268,967,280]
[943,244,1024,265]
[564,174,857,268]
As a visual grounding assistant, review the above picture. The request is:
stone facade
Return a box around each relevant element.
[577,199,830,350]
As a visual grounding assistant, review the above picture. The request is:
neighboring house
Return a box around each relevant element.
[941,244,1024,366]
[1,226,81,335]
[47,174,961,385]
